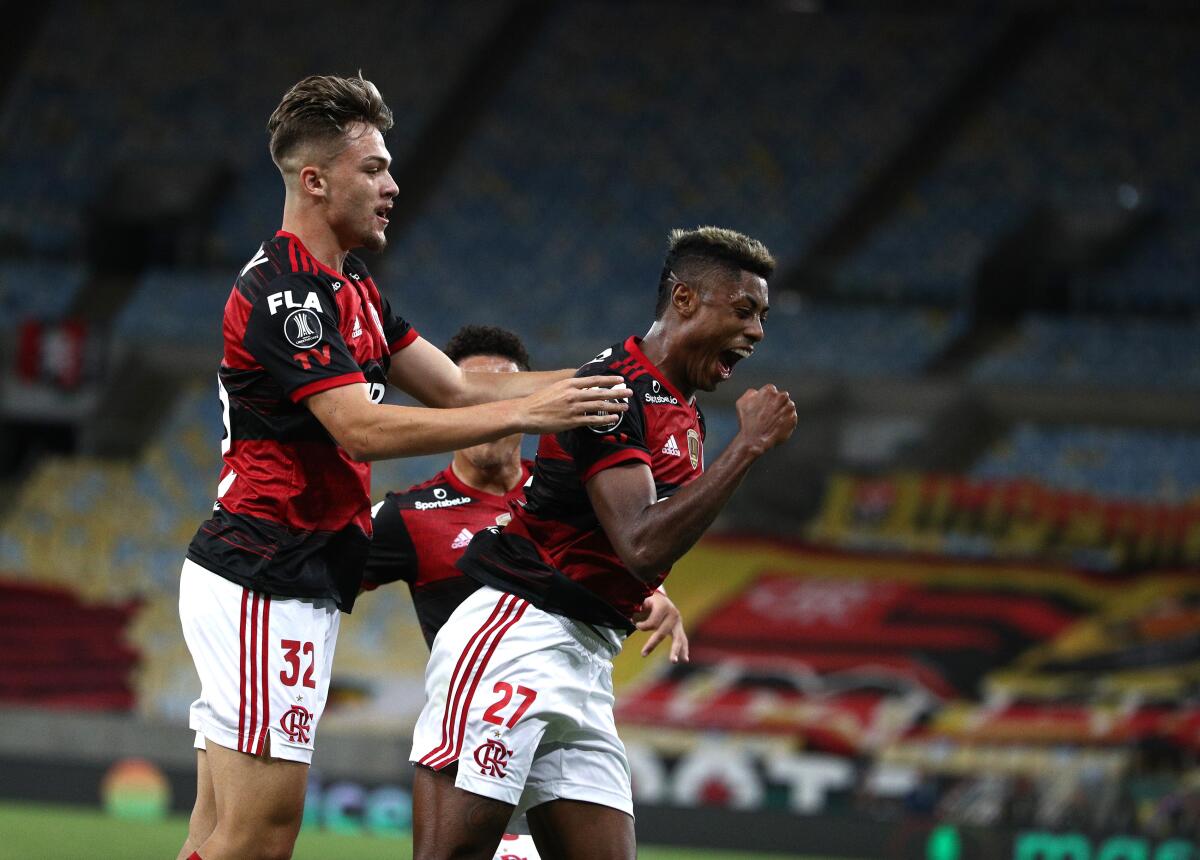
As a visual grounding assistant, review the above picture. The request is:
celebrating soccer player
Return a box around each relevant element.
[409,227,797,859]
[363,324,688,860]
[175,74,629,860]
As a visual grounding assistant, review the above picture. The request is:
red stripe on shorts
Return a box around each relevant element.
[256,595,271,756]
[246,592,261,753]
[424,596,529,771]
[238,588,249,751]
[419,594,516,768]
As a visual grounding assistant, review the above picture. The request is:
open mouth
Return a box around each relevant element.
[717,346,752,380]
[375,204,392,226]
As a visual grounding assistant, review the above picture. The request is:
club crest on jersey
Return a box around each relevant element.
[284,308,323,349]
[588,385,628,434]
[687,428,701,469]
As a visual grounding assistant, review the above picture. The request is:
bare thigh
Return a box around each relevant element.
[526,798,635,860]
[412,764,514,860]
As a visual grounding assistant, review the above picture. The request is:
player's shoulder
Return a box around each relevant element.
[575,336,687,406]
[232,236,325,301]
[574,336,638,380]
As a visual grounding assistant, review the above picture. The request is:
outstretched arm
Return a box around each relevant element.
[586,385,797,582]
[387,337,576,408]
[307,376,629,462]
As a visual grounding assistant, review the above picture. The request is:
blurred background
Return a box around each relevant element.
[1,0,1198,857]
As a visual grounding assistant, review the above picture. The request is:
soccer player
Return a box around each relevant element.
[363,323,688,660]
[175,74,628,860]
[409,227,797,860]
[363,324,688,860]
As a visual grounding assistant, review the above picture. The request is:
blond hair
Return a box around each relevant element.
[656,226,775,318]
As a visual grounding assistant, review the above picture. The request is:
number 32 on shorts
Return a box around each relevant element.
[279,639,317,688]
[482,682,537,728]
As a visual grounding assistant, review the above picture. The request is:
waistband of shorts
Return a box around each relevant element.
[545,610,623,661]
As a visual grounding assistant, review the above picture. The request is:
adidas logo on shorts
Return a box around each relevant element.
[662,435,682,457]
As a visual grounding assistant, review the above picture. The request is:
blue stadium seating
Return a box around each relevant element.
[839,19,1200,310]
[114,268,232,354]
[972,422,1200,503]
[0,259,84,321]
[384,4,996,364]
[0,1,509,257]
[754,301,964,378]
[972,314,1200,389]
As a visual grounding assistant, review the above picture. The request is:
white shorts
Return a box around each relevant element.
[494,833,539,859]
[179,558,339,764]
[411,586,632,818]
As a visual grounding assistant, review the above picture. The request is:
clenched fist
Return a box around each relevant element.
[734,384,797,455]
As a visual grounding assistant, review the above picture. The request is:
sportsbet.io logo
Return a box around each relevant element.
[285,309,323,350]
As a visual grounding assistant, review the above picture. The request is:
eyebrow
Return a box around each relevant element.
[739,294,768,314]
[361,155,390,167]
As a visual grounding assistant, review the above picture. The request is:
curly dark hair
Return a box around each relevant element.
[444,325,531,371]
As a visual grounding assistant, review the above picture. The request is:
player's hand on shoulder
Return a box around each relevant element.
[734,384,798,454]
[516,375,632,434]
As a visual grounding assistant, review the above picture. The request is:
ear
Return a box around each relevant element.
[671,281,699,318]
[299,165,327,200]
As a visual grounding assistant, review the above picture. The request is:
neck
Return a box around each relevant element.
[281,195,348,273]
[640,321,694,400]
[451,454,524,497]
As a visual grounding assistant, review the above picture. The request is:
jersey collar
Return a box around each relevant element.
[625,335,695,407]
[275,230,351,281]
[444,461,531,502]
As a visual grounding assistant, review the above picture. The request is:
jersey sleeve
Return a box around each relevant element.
[363,495,419,586]
[242,272,366,402]
[558,377,650,483]
[379,291,419,354]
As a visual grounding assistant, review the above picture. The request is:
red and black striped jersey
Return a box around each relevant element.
[186,231,418,611]
[362,461,533,648]
[458,336,705,632]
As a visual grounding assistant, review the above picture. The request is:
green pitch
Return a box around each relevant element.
[1,802,825,860]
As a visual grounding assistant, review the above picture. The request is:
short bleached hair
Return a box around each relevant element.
[656,226,775,318]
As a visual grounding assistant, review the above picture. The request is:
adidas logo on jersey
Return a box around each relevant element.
[451,528,473,549]
[351,316,363,339]
[662,435,682,457]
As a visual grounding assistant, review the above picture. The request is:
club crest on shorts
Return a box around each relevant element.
[474,736,512,778]
[687,428,701,469]
[279,704,312,744]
